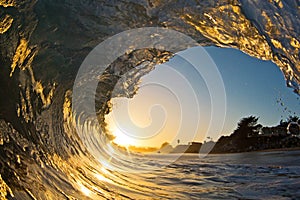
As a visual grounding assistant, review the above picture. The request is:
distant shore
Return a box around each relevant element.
[253,147,300,153]
[204,147,300,155]
[165,146,300,155]
[159,135,300,154]
[156,116,300,155]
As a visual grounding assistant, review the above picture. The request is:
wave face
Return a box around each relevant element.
[0,0,299,199]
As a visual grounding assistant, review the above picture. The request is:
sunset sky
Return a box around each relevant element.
[105,46,300,148]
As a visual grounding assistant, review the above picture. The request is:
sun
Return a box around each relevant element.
[105,108,139,147]
[112,128,138,147]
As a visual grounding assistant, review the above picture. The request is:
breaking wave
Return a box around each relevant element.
[0,0,299,199]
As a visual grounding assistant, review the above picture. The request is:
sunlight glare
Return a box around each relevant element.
[113,128,138,147]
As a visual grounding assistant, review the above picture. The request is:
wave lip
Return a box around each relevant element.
[0,0,299,199]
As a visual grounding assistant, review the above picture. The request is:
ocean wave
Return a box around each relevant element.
[0,0,299,198]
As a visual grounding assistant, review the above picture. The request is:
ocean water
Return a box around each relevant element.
[0,0,300,199]
[137,151,300,199]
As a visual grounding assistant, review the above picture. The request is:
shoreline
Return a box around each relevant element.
[208,147,300,154]
[156,147,300,155]
[252,147,300,153]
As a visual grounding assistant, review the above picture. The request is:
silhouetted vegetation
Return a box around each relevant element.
[231,116,262,138]
[211,115,300,153]
[279,115,300,128]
